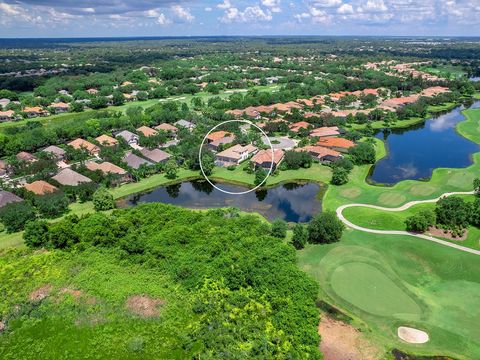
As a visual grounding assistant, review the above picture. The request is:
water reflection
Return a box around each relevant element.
[126,180,322,222]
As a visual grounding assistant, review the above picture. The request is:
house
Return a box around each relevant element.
[121,81,133,87]
[215,144,258,166]
[0,190,22,208]
[116,130,139,146]
[42,145,66,160]
[52,168,92,186]
[136,126,158,137]
[208,136,236,152]
[316,137,355,153]
[23,106,49,118]
[16,151,37,163]
[50,102,70,113]
[0,98,11,109]
[85,161,131,184]
[175,119,196,131]
[24,180,58,195]
[68,138,100,156]
[123,152,153,169]
[289,121,311,133]
[155,123,178,136]
[251,149,285,171]
[309,126,340,138]
[206,131,233,143]
[0,110,15,122]
[297,145,342,163]
[86,88,98,95]
[380,95,419,109]
[95,134,118,147]
[139,148,171,163]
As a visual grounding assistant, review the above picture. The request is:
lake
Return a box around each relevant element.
[369,101,480,185]
[124,180,323,222]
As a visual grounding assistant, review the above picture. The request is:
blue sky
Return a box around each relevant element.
[0,0,479,38]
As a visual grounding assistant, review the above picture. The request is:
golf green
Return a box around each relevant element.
[330,262,422,317]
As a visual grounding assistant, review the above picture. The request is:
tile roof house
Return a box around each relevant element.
[50,102,70,113]
[208,136,236,152]
[206,131,233,143]
[175,119,196,131]
[68,138,100,155]
[139,148,171,163]
[115,130,139,146]
[0,160,9,176]
[251,149,285,171]
[297,145,342,163]
[24,180,58,195]
[85,161,131,184]
[23,106,49,118]
[155,123,178,134]
[0,190,22,208]
[309,126,340,138]
[0,98,11,109]
[86,88,98,94]
[0,110,15,122]
[95,134,119,147]
[16,151,37,163]
[289,121,312,133]
[42,145,66,160]
[316,137,355,152]
[52,168,92,186]
[136,126,158,137]
[123,152,153,169]
[215,144,258,166]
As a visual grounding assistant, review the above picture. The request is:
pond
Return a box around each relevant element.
[369,101,480,185]
[469,77,480,82]
[124,180,323,222]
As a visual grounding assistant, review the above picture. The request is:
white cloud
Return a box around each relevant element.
[204,7,213,11]
[337,3,354,13]
[358,0,388,13]
[171,5,194,22]
[219,2,274,23]
[309,7,332,23]
[262,0,282,12]
[312,0,342,7]
[156,13,171,25]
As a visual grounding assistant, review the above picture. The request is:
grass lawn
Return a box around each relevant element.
[419,65,467,79]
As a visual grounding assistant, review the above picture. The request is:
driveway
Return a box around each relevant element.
[263,136,297,150]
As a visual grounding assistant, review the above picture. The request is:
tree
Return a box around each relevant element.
[291,223,308,249]
[405,210,435,232]
[165,159,179,179]
[201,151,215,176]
[0,201,36,233]
[254,166,267,186]
[34,192,69,218]
[307,211,344,244]
[271,219,287,239]
[331,167,349,185]
[435,196,470,229]
[474,178,480,196]
[93,187,115,211]
[349,142,376,165]
[23,220,49,248]
[112,91,125,106]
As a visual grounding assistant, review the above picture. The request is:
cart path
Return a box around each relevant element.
[336,191,480,255]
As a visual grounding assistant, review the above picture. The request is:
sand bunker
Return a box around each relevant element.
[397,326,429,344]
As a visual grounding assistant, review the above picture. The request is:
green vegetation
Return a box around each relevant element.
[0,204,321,359]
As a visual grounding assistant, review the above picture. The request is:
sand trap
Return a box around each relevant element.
[397,326,429,344]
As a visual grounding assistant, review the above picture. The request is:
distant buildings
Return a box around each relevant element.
[0,190,22,208]
[215,144,258,167]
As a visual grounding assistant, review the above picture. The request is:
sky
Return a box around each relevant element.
[0,0,479,38]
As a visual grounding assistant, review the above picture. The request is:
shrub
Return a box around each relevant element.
[0,201,36,233]
[93,187,115,211]
[271,218,287,239]
[331,166,349,185]
[291,223,308,249]
[405,210,436,232]
[23,220,49,248]
[307,211,345,244]
[34,192,69,218]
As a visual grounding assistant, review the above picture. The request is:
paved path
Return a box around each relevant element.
[336,191,480,255]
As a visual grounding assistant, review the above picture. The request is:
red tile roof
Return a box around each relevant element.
[251,149,284,166]
[317,137,355,149]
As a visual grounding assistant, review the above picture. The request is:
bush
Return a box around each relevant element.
[291,223,308,249]
[23,220,49,248]
[271,218,287,239]
[331,166,349,185]
[0,201,36,233]
[34,192,69,218]
[307,211,345,244]
[93,187,115,211]
[435,196,470,229]
[349,142,376,165]
[405,210,435,232]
